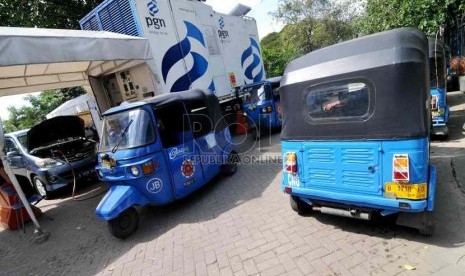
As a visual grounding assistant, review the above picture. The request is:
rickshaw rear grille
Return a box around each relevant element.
[307,148,335,163]
[308,169,335,186]
[342,148,375,165]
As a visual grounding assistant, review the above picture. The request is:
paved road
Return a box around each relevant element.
[1,93,465,275]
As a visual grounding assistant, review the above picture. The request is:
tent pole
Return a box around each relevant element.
[0,117,49,243]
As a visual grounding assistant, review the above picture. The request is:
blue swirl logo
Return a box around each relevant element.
[219,17,225,30]
[147,0,159,16]
[162,21,209,92]
[241,38,264,83]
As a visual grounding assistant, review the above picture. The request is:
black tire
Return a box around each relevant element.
[290,196,311,215]
[108,207,139,239]
[251,127,260,141]
[221,152,239,176]
[32,176,49,199]
[419,224,434,236]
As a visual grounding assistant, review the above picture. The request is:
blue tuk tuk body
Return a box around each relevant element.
[429,38,450,137]
[95,90,237,238]
[280,28,436,235]
[237,77,282,138]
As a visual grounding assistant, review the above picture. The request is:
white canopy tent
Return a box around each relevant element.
[46,94,102,134]
[0,27,157,239]
[0,27,155,98]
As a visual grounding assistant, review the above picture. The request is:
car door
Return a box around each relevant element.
[4,137,27,176]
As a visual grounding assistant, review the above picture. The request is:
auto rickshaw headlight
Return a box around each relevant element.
[130,166,140,176]
[260,105,273,113]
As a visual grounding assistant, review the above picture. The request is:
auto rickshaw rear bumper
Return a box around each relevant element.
[96,185,150,220]
[285,165,437,214]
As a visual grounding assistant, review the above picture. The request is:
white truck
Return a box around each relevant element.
[80,0,266,108]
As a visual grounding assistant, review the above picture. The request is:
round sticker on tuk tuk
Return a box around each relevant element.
[146,178,163,194]
[181,159,195,178]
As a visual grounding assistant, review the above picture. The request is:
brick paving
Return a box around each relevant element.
[2,93,465,275]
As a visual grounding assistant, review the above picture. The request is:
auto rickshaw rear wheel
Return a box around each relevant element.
[221,152,239,176]
[290,196,311,215]
[108,207,139,239]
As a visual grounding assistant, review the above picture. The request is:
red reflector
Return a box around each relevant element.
[284,187,292,194]
[393,171,408,181]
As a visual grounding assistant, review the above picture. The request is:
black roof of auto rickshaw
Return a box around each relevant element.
[280,28,430,140]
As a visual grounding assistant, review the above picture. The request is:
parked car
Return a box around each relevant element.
[4,116,98,198]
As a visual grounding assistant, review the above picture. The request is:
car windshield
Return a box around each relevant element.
[100,108,155,152]
[243,85,270,103]
[16,133,28,149]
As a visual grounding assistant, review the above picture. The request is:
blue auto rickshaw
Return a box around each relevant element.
[429,38,450,138]
[236,77,282,139]
[95,89,238,238]
[280,28,437,235]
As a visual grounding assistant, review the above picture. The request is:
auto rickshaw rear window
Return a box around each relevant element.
[305,81,371,122]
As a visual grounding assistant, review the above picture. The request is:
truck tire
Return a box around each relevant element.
[290,196,311,215]
[108,207,139,239]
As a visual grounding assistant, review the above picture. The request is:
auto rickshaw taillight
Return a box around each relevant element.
[285,152,297,173]
[142,161,155,175]
[392,154,409,183]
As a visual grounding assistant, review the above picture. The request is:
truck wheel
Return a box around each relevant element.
[221,152,239,176]
[108,207,139,239]
[290,196,311,215]
[32,176,49,199]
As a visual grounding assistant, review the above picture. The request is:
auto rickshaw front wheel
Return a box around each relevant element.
[290,196,312,215]
[221,152,239,176]
[108,207,139,239]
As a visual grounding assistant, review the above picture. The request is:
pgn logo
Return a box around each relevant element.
[218,16,229,41]
[219,17,225,29]
[146,0,166,29]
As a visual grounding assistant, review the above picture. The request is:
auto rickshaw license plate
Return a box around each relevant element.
[384,183,427,200]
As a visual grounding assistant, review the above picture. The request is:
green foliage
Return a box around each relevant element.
[0,0,103,29]
[2,87,86,133]
[271,0,358,54]
[357,0,465,36]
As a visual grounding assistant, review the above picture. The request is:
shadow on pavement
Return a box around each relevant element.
[0,133,283,275]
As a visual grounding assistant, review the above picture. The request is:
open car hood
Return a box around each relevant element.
[27,116,85,152]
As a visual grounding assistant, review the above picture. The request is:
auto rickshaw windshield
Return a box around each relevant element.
[243,85,270,103]
[100,108,155,152]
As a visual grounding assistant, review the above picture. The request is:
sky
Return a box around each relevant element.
[0,0,284,121]
[0,93,40,120]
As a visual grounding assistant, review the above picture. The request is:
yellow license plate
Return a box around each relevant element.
[384,183,427,200]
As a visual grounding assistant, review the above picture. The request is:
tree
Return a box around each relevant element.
[0,0,103,29]
[271,0,358,54]
[357,0,465,36]
[2,87,86,133]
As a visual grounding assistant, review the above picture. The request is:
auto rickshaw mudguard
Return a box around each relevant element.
[427,164,437,212]
[96,185,150,220]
